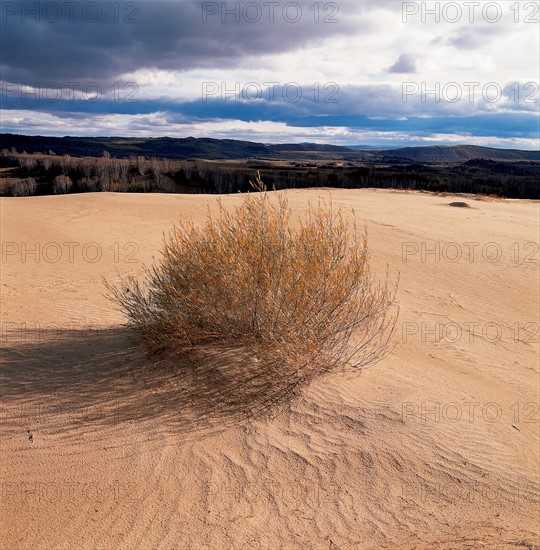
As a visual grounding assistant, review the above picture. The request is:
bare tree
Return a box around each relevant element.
[195,160,208,179]
[79,176,99,192]
[96,157,108,178]
[157,174,176,193]
[81,159,94,178]
[9,178,37,196]
[182,161,194,179]
[98,176,111,192]
[137,156,146,176]
[151,158,162,188]
[20,157,37,172]
[109,158,121,183]
[53,175,73,194]
[119,161,129,184]
[212,170,225,193]
[60,154,72,175]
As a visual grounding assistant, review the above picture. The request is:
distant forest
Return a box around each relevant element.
[1,148,539,199]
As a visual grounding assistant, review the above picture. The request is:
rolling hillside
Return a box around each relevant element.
[1,134,538,162]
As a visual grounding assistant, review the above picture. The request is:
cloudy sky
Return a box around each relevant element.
[1,0,539,147]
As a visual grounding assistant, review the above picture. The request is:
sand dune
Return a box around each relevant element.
[1,189,539,549]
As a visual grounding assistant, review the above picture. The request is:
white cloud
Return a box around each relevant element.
[2,109,538,150]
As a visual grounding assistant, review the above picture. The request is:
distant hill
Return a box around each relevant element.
[381,145,540,162]
[0,134,538,163]
[272,143,353,152]
[0,134,275,160]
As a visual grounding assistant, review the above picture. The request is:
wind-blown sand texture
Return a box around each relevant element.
[1,189,539,549]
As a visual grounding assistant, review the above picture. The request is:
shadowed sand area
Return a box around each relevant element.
[1,189,539,549]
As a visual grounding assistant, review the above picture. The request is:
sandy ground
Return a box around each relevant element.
[1,189,539,550]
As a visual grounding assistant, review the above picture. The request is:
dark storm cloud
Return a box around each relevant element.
[0,1,361,84]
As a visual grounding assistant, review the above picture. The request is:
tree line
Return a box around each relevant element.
[1,149,538,199]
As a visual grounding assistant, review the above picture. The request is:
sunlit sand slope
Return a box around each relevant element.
[1,189,538,549]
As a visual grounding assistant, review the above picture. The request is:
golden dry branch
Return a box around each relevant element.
[105,175,398,413]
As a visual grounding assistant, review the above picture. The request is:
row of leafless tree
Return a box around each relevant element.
[6,149,534,198]
[2,150,268,196]
[2,151,192,195]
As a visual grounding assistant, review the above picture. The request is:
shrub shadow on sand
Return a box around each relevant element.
[1,327,302,447]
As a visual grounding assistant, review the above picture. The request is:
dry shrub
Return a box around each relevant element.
[106,176,398,410]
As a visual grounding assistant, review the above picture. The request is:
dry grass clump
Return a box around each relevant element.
[106,177,398,409]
